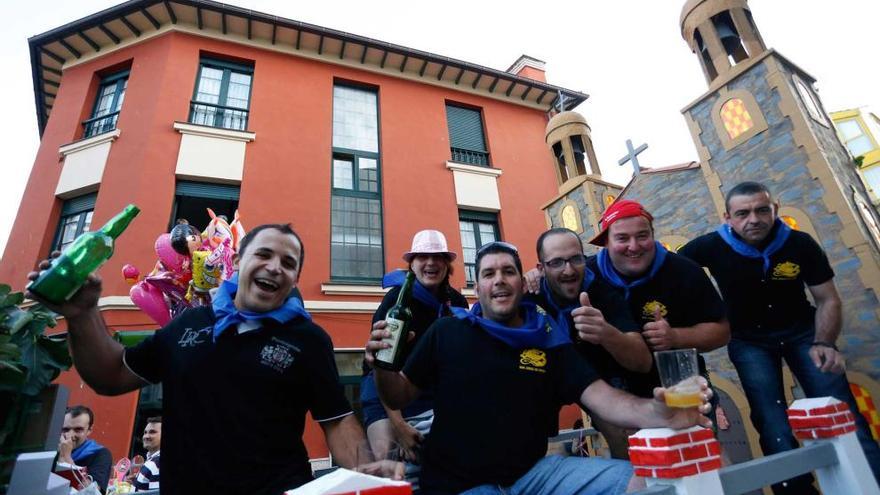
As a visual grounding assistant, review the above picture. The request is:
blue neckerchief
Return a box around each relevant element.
[716,219,791,274]
[212,273,311,342]
[71,439,104,463]
[597,241,668,300]
[450,301,570,349]
[383,270,448,318]
[539,269,595,336]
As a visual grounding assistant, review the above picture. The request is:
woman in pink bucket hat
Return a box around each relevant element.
[361,229,468,464]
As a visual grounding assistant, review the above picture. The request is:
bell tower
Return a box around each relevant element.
[545,111,601,185]
[539,110,621,250]
[680,0,766,84]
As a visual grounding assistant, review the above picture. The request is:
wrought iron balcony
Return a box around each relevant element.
[451,147,490,167]
[82,111,120,138]
[189,101,249,131]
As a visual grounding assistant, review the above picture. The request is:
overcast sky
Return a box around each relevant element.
[0,1,877,255]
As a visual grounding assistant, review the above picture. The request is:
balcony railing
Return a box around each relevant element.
[82,111,120,138]
[451,147,490,167]
[189,101,249,131]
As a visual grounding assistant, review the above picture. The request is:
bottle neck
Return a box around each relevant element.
[101,205,140,239]
[396,272,415,307]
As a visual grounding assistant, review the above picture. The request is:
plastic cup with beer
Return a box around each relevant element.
[655,348,702,408]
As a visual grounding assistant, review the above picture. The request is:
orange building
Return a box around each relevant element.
[2,0,587,463]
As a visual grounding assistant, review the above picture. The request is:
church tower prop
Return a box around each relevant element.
[540,110,622,251]
[679,0,880,381]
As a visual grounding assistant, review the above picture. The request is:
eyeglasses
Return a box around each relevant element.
[476,241,519,256]
[542,254,587,270]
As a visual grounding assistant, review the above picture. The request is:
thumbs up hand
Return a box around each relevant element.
[580,292,591,308]
[572,291,610,344]
[642,306,676,351]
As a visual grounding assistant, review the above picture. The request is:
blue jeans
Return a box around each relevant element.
[729,332,880,494]
[458,455,632,495]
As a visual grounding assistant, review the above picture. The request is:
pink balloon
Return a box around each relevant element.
[155,233,188,274]
[130,281,171,326]
[122,264,140,285]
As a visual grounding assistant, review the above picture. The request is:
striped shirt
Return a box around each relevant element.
[133,450,160,491]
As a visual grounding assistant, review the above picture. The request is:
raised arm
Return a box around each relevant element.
[27,266,146,395]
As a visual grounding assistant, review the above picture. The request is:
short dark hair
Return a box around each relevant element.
[725,181,773,212]
[536,228,583,261]
[238,224,305,274]
[146,416,162,424]
[66,405,94,428]
[475,242,522,280]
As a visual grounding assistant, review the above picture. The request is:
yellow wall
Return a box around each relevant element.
[831,108,880,203]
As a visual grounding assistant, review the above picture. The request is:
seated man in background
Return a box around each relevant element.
[58,405,112,493]
[133,416,161,491]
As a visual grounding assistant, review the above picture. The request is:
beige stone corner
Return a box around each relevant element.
[684,112,726,220]
[581,181,601,234]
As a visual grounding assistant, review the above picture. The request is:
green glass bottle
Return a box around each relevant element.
[374,271,415,371]
[29,204,140,304]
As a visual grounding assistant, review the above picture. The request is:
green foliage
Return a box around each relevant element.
[0,284,71,396]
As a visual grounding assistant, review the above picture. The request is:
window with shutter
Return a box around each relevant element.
[446,104,490,166]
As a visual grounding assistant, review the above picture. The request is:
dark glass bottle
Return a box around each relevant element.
[29,204,140,304]
[374,271,415,371]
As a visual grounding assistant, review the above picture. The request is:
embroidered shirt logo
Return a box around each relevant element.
[260,344,295,372]
[178,326,211,348]
[519,348,547,373]
[641,300,668,321]
[772,261,800,280]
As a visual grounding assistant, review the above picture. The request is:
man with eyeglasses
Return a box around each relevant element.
[587,200,730,402]
[367,241,714,495]
[57,405,112,493]
[527,228,652,459]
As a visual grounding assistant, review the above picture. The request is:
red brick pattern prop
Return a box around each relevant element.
[628,426,722,479]
[788,397,857,440]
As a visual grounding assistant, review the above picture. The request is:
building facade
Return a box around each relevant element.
[2,0,588,462]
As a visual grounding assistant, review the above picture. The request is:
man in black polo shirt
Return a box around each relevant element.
[28,224,365,494]
[367,241,713,495]
[587,200,730,401]
[526,227,651,458]
[679,181,880,494]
